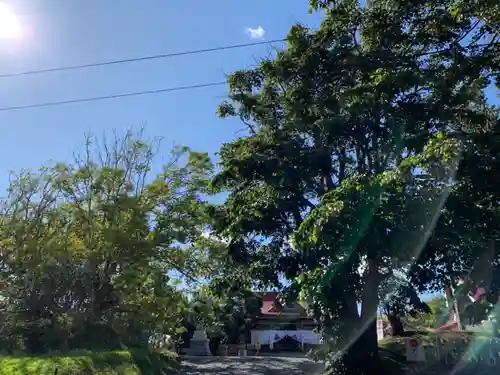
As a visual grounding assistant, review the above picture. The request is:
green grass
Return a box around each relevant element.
[378,330,498,374]
[322,331,495,375]
[0,349,180,375]
[379,330,479,354]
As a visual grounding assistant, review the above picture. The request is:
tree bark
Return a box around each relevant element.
[453,297,464,330]
[387,312,405,336]
[339,320,381,375]
[350,260,382,374]
[324,260,384,374]
[444,283,464,329]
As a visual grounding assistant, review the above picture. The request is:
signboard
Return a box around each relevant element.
[405,338,426,362]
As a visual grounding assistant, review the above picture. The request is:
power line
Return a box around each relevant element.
[1,38,492,80]
[0,39,286,79]
[1,42,496,113]
[0,81,227,112]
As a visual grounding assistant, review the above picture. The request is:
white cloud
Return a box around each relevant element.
[245,26,265,40]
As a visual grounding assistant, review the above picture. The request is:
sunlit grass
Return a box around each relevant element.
[0,349,179,375]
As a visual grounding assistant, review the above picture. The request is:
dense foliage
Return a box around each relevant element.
[0,130,215,353]
[210,0,500,373]
[381,275,431,336]
[191,285,262,352]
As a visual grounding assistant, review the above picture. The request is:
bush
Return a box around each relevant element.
[406,313,437,329]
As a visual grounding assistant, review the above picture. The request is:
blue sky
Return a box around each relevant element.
[0,1,497,192]
[0,1,498,303]
[0,0,323,194]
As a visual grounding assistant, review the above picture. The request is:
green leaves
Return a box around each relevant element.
[0,130,215,352]
[193,282,263,344]
[211,0,499,371]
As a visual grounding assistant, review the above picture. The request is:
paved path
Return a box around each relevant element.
[179,356,324,375]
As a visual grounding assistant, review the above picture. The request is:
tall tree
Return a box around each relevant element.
[0,130,214,352]
[211,0,499,373]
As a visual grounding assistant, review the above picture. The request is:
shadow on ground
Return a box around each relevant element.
[179,356,324,375]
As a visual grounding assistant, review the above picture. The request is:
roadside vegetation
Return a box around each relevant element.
[0,350,179,375]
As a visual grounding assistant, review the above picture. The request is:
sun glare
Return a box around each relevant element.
[0,3,21,40]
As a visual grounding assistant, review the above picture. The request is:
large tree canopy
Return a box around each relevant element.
[211,0,499,373]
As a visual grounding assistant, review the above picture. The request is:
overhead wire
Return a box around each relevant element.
[0,40,497,114]
[0,39,287,78]
[0,39,287,113]
[0,81,228,112]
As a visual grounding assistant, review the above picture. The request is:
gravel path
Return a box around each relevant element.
[179,356,324,375]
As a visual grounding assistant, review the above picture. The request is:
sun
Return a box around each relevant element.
[0,3,21,40]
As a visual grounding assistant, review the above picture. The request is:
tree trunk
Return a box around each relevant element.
[342,261,381,375]
[209,336,221,356]
[387,312,405,336]
[334,321,381,375]
[358,319,379,365]
[444,283,464,329]
[453,297,464,330]
[323,261,383,374]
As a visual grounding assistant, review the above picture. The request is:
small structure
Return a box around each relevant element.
[187,324,211,356]
[405,337,426,362]
[250,292,320,351]
[255,292,315,330]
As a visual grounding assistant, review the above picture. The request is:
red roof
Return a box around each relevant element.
[261,292,280,316]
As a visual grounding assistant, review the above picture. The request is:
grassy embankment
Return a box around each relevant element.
[0,349,180,375]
